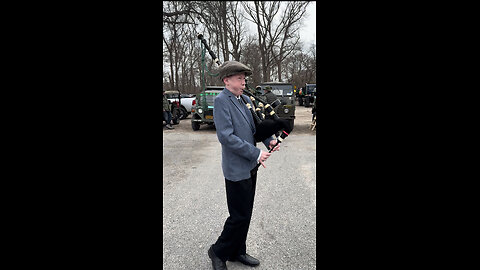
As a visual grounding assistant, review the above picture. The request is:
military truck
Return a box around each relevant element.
[191,86,223,131]
[257,82,296,128]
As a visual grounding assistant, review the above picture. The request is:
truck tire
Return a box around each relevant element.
[172,116,180,125]
[289,119,295,130]
[192,121,200,131]
[179,106,188,120]
[171,107,181,125]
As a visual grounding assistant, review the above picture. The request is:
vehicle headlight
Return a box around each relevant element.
[198,108,203,114]
[284,108,289,114]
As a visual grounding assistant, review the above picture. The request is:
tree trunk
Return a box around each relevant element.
[221,1,229,62]
[173,25,179,90]
[277,61,282,82]
[169,52,174,90]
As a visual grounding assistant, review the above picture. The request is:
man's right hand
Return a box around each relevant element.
[259,150,271,168]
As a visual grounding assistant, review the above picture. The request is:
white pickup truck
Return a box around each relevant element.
[164,90,196,120]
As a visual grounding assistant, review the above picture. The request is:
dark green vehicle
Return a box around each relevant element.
[257,82,296,128]
[191,86,223,131]
[298,83,316,107]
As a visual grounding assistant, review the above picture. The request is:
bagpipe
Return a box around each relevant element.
[197,34,293,168]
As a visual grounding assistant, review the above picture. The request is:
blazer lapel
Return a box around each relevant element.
[229,95,251,126]
[223,89,255,132]
[241,96,256,132]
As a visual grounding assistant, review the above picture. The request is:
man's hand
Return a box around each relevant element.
[269,140,280,152]
[259,150,271,168]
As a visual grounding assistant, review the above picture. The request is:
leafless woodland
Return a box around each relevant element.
[163,1,316,94]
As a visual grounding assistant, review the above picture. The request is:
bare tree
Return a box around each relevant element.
[242,1,280,82]
[163,1,204,92]
[242,1,309,82]
[195,2,230,63]
[163,1,315,93]
[226,1,245,61]
[270,2,309,81]
[163,1,197,24]
[240,35,262,87]
[163,1,186,90]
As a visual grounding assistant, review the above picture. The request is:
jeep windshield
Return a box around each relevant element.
[262,84,294,97]
[306,84,316,94]
[198,91,221,106]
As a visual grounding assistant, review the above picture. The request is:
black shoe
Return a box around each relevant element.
[231,254,260,267]
[208,245,227,270]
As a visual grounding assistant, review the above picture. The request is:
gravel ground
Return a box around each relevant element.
[163,105,316,269]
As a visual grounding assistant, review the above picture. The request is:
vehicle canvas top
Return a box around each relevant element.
[164,90,181,99]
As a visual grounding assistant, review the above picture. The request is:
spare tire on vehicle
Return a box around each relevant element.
[171,107,181,125]
[179,107,188,120]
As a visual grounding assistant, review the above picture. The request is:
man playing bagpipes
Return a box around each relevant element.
[208,61,280,270]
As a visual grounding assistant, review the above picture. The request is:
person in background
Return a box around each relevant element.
[262,86,277,105]
[163,90,174,129]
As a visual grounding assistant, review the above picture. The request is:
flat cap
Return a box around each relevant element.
[264,86,272,90]
[218,61,252,80]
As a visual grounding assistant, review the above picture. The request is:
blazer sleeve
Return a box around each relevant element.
[214,97,261,161]
[262,136,274,149]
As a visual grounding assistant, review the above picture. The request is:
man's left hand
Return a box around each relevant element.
[269,140,280,152]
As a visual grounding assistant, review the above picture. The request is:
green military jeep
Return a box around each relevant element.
[191,86,223,131]
[258,82,296,128]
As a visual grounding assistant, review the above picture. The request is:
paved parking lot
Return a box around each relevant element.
[163,105,316,269]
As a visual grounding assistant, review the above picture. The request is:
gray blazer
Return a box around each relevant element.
[213,88,273,181]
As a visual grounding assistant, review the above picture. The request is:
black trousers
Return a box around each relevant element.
[212,168,258,262]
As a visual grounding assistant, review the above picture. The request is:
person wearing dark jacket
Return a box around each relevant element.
[262,86,278,120]
[262,86,277,105]
[163,90,174,129]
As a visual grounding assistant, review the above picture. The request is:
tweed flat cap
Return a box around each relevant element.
[219,61,252,80]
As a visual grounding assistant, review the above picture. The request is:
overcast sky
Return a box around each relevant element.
[243,1,316,51]
[299,1,316,50]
